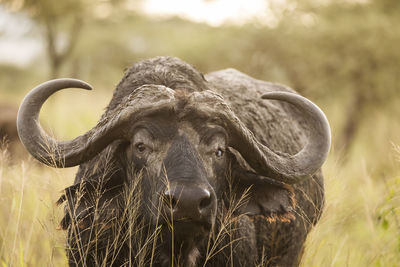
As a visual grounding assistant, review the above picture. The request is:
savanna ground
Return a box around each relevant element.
[1,0,400,266]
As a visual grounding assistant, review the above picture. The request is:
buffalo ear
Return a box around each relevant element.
[227,148,296,222]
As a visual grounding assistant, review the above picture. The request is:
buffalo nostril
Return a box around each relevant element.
[199,189,212,210]
[162,187,214,217]
[199,197,211,210]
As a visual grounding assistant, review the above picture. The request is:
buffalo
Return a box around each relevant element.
[17,57,330,266]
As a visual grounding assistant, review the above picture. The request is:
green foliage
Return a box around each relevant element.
[246,1,400,102]
[235,0,400,152]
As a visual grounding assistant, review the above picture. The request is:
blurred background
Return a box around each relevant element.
[0,0,399,266]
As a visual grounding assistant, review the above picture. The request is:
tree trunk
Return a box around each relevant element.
[44,15,82,79]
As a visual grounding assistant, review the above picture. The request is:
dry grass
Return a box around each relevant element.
[0,146,72,266]
[1,91,399,266]
[0,142,249,266]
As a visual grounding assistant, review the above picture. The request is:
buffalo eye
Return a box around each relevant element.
[135,142,147,153]
[215,148,224,158]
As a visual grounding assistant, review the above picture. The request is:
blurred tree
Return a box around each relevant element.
[2,0,397,157]
[0,0,130,78]
[240,0,400,154]
[65,14,241,90]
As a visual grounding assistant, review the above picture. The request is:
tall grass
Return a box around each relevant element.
[0,141,249,265]
[1,91,399,266]
[300,144,400,264]
[0,91,107,266]
[0,144,72,266]
[56,158,252,266]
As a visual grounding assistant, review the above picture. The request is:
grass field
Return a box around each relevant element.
[1,90,399,266]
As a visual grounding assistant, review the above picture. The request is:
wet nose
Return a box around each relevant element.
[162,185,215,219]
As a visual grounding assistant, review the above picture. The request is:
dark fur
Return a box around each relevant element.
[59,57,324,266]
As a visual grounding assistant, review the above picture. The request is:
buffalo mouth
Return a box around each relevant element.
[159,218,213,238]
[156,218,213,252]
[155,219,211,266]
[163,219,212,235]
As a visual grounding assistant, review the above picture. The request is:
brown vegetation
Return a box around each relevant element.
[0,103,26,160]
[0,103,18,142]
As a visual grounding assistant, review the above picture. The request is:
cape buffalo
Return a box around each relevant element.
[17,57,330,266]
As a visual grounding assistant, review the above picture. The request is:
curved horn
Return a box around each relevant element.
[259,92,331,182]
[17,79,176,168]
[229,92,330,184]
[187,90,331,184]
